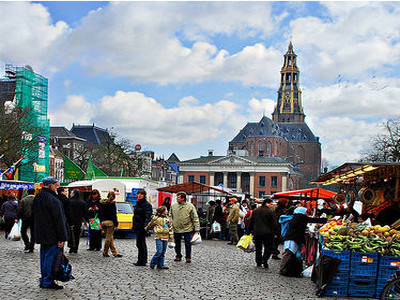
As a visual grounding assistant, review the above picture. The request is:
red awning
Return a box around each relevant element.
[271,188,336,201]
[157,182,234,195]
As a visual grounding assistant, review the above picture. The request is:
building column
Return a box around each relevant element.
[179,172,184,184]
[249,172,255,197]
[236,172,242,193]
[223,172,228,187]
[281,172,288,192]
[209,172,215,186]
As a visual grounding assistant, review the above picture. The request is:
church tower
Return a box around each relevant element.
[272,42,305,123]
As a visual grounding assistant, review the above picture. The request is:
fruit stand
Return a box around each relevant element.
[312,162,400,298]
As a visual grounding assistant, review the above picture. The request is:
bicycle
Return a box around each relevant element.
[380,270,400,300]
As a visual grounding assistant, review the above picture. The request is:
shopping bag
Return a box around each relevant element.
[89,213,102,230]
[236,234,252,250]
[8,221,21,241]
[190,232,202,245]
[244,240,255,253]
[212,221,221,233]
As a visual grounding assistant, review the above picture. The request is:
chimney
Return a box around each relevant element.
[208,149,214,156]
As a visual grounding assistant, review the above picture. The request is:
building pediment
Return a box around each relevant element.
[209,155,256,166]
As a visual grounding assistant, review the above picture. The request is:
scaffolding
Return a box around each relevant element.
[10,65,50,182]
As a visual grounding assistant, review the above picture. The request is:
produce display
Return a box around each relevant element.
[320,221,400,256]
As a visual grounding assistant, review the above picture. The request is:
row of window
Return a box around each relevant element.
[258,176,278,188]
[188,175,206,184]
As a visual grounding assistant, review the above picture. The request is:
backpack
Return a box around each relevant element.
[52,249,74,282]
[279,214,293,238]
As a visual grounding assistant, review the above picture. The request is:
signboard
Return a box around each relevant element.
[33,164,46,173]
[135,144,141,151]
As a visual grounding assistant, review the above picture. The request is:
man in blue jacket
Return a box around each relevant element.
[33,177,69,289]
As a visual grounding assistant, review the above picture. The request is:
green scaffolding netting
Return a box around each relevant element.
[14,67,49,182]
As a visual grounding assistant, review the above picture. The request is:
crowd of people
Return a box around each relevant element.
[2,176,399,290]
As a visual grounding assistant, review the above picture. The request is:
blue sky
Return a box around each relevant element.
[1,1,400,168]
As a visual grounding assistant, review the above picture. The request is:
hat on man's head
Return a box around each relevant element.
[42,176,58,186]
[230,198,238,203]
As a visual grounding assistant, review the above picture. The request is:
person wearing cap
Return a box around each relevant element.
[33,177,69,290]
[226,198,240,245]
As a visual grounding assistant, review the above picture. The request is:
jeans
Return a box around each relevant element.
[254,233,274,266]
[174,232,193,259]
[136,229,147,264]
[39,245,60,287]
[150,239,168,268]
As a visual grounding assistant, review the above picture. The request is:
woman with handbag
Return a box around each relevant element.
[0,193,18,239]
[99,191,122,258]
[86,189,102,251]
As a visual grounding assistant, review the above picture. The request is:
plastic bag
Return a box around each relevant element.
[236,234,252,250]
[89,213,102,230]
[244,240,255,253]
[301,265,313,278]
[212,221,221,233]
[190,232,202,245]
[8,221,21,241]
[168,242,176,248]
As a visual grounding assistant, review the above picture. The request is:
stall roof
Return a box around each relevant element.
[271,188,336,200]
[312,162,400,185]
[158,182,234,195]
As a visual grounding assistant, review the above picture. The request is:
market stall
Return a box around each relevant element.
[311,162,400,298]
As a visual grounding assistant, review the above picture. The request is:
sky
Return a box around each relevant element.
[1,1,400,169]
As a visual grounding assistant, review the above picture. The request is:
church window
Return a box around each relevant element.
[250,142,255,155]
[266,141,272,156]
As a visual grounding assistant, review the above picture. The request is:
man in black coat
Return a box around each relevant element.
[18,188,36,252]
[33,177,69,290]
[248,199,276,268]
[66,190,86,253]
[133,189,153,266]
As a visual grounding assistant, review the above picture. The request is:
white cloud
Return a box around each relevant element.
[290,2,400,83]
[63,2,279,86]
[50,95,94,127]
[0,2,68,71]
[51,90,246,146]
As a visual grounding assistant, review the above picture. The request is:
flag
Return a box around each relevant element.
[120,166,124,177]
[64,155,85,180]
[5,158,22,180]
[85,156,108,180]
[85,155,95,180]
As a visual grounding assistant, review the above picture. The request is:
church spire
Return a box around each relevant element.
[272,42,305,123]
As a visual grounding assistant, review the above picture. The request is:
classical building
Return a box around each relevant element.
[179,42,321,196]
[179,151,297,198]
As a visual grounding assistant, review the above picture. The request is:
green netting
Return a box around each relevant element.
[14,67,49,182]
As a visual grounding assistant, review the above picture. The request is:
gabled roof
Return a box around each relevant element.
[50,126,77,138]
[167,153,180,163]
[71,124,112,145]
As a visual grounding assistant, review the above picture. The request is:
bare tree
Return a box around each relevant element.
[0,105,45,175]
[361,119,400,162]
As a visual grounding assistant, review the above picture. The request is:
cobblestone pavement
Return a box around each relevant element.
[0,233,376,300]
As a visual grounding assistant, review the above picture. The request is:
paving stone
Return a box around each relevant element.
[0,233,376,300]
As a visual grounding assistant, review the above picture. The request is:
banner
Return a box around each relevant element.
[64,155,84,180]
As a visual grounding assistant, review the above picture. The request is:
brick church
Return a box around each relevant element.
[179,42,321,197]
